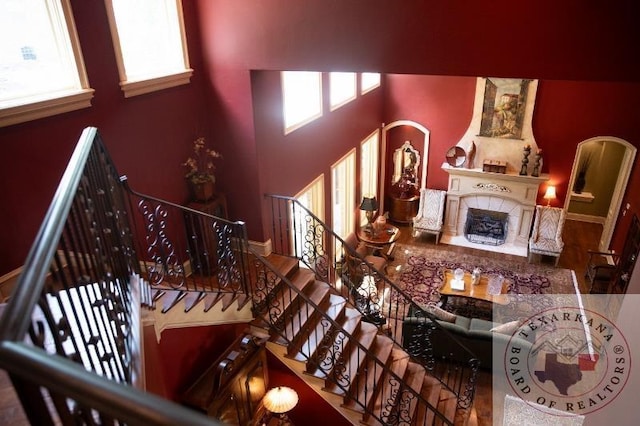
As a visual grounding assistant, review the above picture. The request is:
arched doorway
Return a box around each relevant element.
[380,120,430,213]
[565,136,636,251]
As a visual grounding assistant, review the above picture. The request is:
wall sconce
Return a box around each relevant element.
[262,386,298,425]
[359,195,378,228]
[543,185,556,206]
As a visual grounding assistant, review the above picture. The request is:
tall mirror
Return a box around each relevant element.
[392,140,420,186]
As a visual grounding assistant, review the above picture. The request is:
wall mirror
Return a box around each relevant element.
[392,141,420,184]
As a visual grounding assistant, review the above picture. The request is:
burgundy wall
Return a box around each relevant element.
[381,75,640,251]
[384,75,477,191]
[0,1,212,273]
[266,353,351,426]
[251,71,384,230]
[154,323,245,401]
[3,3,640,270]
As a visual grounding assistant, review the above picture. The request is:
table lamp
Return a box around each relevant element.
[359,195,378,229]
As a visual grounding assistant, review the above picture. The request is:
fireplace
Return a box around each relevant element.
[465,208,508,246]
[440,166,548,256]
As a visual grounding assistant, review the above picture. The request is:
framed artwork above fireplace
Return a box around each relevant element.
[479,78,532,140]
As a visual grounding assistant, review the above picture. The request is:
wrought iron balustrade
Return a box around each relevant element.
[122,179,250,304]
[0,127,220,425]
[264,194,480,411]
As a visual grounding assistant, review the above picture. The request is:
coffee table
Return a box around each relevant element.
[439,270,510,306]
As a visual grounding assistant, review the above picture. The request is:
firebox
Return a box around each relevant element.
[464,208,508,246]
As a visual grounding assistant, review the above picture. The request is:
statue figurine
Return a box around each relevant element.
[520,145,531,175]
[466,141,476,169]
[531,149,542,177]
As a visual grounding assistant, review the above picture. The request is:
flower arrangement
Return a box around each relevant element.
[183,137,222,184]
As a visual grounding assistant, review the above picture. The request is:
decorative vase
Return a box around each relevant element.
[573,172,586,194]
[191,180,215,202]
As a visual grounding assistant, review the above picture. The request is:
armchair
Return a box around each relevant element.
[412,188,446,244]
[585,250,620,293]
[528,205,566,266]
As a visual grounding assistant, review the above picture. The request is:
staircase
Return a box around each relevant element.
[249,253,478,426]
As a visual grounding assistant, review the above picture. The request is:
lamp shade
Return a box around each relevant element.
[262,386,298,414]
[543,186,556,200]
[359,195,378,212]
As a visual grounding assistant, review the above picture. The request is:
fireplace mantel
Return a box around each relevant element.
[441,163,549,185]
[441,163,549,256]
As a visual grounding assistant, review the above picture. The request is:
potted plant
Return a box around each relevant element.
[183,137,222,201]
[573,151,592,194]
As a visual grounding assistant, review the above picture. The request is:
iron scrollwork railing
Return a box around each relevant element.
[249,252,455,425]
[264,194,480,411]
[122,179,250,301]
[0,127,219,425]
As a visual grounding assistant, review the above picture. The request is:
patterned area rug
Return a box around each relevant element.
[388,243,578,319]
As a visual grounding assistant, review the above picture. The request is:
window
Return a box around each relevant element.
[105,0,192,98]
[0,0,94,127]
[360,131,380,226]
[293,175,325,258]
[361,72,381,94]
[332,149,356,245]
[329,72,356,110]
[282,71,322,134]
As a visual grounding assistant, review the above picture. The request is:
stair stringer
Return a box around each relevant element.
[265,340,365,426]
[146,290,254,342]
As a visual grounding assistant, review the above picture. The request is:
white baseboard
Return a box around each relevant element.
[566,213,606,225]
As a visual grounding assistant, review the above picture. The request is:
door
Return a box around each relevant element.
[614,214,640,294]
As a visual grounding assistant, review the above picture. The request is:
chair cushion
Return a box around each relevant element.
[529,237,564,253]
[414,217,441,230]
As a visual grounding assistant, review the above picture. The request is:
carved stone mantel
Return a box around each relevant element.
[441,163,549,256]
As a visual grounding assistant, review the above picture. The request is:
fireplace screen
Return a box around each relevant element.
[464,208,508,246]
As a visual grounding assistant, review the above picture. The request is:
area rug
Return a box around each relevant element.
[388,243,579,319]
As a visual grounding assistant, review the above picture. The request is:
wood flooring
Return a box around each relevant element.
[0,220,603,425]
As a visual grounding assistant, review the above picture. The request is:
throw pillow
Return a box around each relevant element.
[490,320,520,335]
[425,305,457,323]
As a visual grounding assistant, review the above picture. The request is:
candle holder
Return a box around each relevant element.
[520,145,531,176]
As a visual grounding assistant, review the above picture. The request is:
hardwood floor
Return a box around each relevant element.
[0,220,602,425]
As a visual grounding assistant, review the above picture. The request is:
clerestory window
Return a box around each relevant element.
[0,0,94,127]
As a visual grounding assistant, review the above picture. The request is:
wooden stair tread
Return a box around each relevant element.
[355,346,408,423]
[274,281,332,344]
[251,269,315,330]
[305,307,362,378]
[319,323,379,395]
[264,254,299,279]
[415,375,443,426]
[339,334,395,410]
[435,391,457,426]
[288,295,346,361]
[182,291,205,312]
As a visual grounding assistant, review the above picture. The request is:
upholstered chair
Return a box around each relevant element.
[412,188,447,244]
[528,205,566,266]
[342,232,387,274]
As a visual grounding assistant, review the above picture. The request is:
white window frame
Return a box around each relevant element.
[332,149,356,262]
[104,0,193,98]
[281,71,323,134]
[329,72,357,111]
[0,0,94,127]
[361,72,381,95]
[360,130,380,226]
[293,175,325,258]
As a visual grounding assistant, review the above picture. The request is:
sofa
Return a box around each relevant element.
[402,311,533,370]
